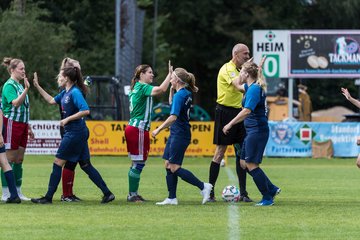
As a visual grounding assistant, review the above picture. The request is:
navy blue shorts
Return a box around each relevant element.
[0,145,5,153]
[56,128,90,162]
[243,129,269,164]
[162,135,190,165]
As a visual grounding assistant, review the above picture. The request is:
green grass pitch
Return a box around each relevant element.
[1,155,360,240]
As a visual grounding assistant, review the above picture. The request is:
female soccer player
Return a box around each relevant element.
[341,87,360,167]
[58,57,84,202]
[124,62,172,202]
[1,57,34,201]
[152,67,212,205]
[31,60,114,204]
[0,107,21,203]
[223,60,280,206]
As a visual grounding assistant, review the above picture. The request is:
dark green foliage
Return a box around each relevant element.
[1,0,360,119]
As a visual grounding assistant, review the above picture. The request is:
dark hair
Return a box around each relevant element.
[61,66,88,95]
[2,57,23,75]
[130,64,151,90]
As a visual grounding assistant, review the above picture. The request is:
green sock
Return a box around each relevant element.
[13,163,23,187]
[1,163,13,187]
[128,168,141,193]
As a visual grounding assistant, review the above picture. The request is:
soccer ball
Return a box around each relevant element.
[221,185,240,202]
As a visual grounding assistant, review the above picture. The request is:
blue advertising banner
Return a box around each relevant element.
[266,121,360,157]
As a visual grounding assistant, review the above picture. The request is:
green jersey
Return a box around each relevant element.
[2,78,30,123]
[128,81,154,131]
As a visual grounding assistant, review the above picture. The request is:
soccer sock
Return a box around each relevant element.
[265,175,276,193]
[128,168,141,194]
[236,157,248,196]
[4,170,18,199]
[174,168,203,190]
[1,169,8,187]
[13,163,23,187]
[249,167,271,200]
[45,163,62,200]
[166,169,177,199]
[82,164,111,196]
[209,161,220,197]
[62,168,75,197]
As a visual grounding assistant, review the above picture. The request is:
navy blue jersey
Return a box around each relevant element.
[169,88,192,139]
[242,83,268,131]
[54,86,89,132]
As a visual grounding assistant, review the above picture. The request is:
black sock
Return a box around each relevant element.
[236,158,248,196]
[209,161,220,198]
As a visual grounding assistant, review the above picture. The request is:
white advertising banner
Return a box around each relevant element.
[253,30,290,78]
[26,120,61,155]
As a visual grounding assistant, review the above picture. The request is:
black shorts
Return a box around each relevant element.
[213,104,246,145]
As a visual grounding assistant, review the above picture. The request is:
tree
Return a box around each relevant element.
[0,1,74,119]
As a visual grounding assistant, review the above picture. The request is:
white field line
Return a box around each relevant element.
[225,167,240,240]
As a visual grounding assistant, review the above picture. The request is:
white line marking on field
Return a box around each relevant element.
[225,167,240,240]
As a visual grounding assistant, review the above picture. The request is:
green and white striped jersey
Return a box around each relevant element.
[128,81,154,131]
[2,78,30,123]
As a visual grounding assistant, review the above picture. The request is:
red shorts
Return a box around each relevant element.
[3,117,29,150]
[124,125,150,161]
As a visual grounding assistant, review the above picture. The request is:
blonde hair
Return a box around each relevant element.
[59,57,87,95]
[2,57,23,75]
[241,61,267,92]
[61,57,81,70]
[174,68,198,93]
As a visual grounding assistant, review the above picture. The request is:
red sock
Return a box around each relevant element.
[62,168,75,197]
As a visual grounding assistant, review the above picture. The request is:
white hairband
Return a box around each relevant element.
[173,71,189,87]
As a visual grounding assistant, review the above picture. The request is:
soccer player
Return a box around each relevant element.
[1,57,34,201]
[341,87,360,167]
[0,107,21,203]
[208,43,253,202]
[58,57,84,202]
[152,67,212,205]
[124,62,172,202]
[31,60,115,204]
[223,60,280,206]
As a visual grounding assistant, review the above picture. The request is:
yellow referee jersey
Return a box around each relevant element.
[216,60,243,108]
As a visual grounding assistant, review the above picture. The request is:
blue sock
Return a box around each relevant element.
[82,163,110,195]
[249,167,271,200]
[166,169,177,199]
[45,163,62,199]
[174,168,204,190]
[4,170,18,199]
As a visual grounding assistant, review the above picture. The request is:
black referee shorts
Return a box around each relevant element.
[213,104,246,145]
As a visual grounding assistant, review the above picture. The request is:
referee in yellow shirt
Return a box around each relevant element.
[208,43,252,202]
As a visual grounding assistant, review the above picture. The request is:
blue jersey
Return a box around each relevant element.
[242,83,268,131]
[169,88,192,139]
[54,86,89,132]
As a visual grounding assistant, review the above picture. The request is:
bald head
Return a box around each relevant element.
[232,43,250,68]
[232,44,248,56]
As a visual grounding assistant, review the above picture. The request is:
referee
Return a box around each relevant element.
[208,43,252,202]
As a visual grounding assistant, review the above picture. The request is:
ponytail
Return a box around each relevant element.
[131,64,151,90]
[2,57,23,75]
[174,68,199,93]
